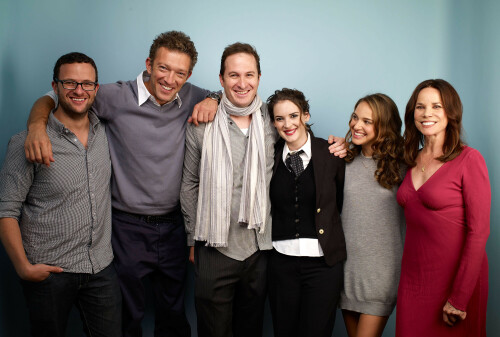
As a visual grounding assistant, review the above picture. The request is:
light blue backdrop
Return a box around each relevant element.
[1,0,498,336]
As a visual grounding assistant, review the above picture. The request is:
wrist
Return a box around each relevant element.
[206,91,221,104]
[27,121,47,132]
[16,262,33,279]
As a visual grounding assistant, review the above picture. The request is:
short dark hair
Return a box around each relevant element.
[149,31,198,73]
[53,52,98,82]
[267,88,310,119]
[220,42,260,76]
[266,88,313,133]
[403,79,465,166]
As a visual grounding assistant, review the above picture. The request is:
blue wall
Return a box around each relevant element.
[1,0,498,336]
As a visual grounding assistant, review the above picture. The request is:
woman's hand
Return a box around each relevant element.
[442,301,466,326]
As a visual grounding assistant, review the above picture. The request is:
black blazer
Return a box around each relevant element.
[272,135,346,266]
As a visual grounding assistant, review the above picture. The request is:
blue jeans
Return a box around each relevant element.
[21,264,122,337]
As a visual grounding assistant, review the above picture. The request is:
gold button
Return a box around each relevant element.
[319,229,324,234]
[317,208,321,213]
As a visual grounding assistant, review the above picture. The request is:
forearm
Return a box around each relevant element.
[0,218,31,277]
[449,231,489,310]
[27,95,55,130]
[449,150,491,309]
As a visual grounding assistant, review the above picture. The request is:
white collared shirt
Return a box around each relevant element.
[273,134,324,257]
[136,71,182,108]
[281,133,312,170]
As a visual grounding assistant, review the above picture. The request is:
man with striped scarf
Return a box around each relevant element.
[181,42,276,337]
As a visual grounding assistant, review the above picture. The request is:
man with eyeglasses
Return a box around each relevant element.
[23,31,218,337]
[0,52,122,337]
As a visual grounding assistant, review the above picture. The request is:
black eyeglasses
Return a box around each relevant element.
[54,78,98,91]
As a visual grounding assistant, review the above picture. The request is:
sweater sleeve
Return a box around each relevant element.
[448,148,490,311]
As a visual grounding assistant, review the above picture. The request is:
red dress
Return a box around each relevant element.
[396,147,490,337]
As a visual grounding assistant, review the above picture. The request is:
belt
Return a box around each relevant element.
[113,208,181,224]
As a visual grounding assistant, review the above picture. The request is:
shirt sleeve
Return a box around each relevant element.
[0,133,35,220]
[180,123,203,246]
[448,148,490,311]
[45,90,58,106]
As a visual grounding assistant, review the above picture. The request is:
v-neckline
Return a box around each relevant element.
[410,161,447,192]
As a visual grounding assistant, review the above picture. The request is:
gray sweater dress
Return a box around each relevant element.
[339,154,405,316]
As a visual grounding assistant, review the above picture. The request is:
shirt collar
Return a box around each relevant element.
[136,71,182,108]
[282,132,312,162]
[48,110,101,135]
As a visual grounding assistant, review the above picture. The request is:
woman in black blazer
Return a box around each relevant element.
[266,88,346,337]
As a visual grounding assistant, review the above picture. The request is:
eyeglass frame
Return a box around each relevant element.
[53,78,98,91]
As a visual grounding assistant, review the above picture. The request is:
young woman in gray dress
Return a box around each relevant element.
[339,93,406,337]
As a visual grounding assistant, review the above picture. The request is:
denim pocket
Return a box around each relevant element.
[19,272,55,286]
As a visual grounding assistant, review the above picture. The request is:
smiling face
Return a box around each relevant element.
[145,47,192,105]
[219,53,260,107]
[272,100,310,151]
[52,62,99,118]
[349,101,376,156]
[414,87,448,140]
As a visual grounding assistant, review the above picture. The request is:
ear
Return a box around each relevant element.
[52,81,58,93]
[146,57,152,74]
[187,71,192,80]
[303,112,311,123]
[219,74,224,87]
[94,83,100,94]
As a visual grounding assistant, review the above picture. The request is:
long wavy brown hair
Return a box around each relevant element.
[345,93,404,189]
[403,79,465,166]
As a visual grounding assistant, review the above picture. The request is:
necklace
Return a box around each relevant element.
[420,154,434,173]
[360,152,373,170]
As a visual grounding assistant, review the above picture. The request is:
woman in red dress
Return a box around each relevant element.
[396,79,490,336]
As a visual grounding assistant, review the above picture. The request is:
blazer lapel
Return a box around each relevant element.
[273,139,285,176]
[311,135,328,203]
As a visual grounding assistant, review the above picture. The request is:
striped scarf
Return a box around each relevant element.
[194,93,267,247]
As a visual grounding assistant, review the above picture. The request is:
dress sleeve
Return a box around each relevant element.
[448,149,490,311]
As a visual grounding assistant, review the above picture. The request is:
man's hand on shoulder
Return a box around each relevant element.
[25,94,56,166]
[18,263,63,282]
[24,125,54,167]
[188,97,218,126]
[328,135,347,158]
